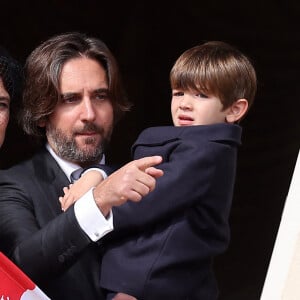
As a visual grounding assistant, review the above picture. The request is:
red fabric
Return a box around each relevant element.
[0,252,35,299]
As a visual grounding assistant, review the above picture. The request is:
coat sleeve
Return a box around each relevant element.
[111,138,236,233]
[0,169,94,283]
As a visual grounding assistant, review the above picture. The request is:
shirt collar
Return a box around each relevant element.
[46,143,105,181]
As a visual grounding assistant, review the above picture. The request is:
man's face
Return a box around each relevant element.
[45,57,114,166]
[0,78,10,148]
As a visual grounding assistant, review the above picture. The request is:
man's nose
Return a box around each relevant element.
[80,98,96,121]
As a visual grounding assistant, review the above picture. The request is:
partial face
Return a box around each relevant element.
[45,57,114,166]
[171,89,230,126]
[0,78,10,148]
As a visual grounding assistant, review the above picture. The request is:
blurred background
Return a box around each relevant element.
[1,1,300,299]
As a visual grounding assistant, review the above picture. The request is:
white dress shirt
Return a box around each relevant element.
[46,144,113,242]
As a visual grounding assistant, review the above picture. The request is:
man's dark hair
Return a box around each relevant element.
[22,32,131,137]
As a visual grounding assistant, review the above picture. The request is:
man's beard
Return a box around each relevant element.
[47,122,111,165]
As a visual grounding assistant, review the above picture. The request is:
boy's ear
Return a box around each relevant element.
[225,99,248,123]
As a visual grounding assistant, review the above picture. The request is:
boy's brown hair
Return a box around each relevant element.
[170,41,257,111]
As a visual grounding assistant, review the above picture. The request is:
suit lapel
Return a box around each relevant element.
[32,148,70,220]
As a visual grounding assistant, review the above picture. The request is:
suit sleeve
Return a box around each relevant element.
[112,139,233,233]
[0,170,94,283]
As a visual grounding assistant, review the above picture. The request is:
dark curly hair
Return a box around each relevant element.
[0,46,23,103]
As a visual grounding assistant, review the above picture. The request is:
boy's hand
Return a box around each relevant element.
[59,185,75,211]
[60,170,104,211]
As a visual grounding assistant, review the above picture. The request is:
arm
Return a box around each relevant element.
[60,169,104,211]
[0,156,163,283]
[0,170,91,283]
[92,156,163,216]
[111,139,237,233]
[61,158,163,212]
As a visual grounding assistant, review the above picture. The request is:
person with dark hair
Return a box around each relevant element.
[61,41,257,299]
[0,32,163,300]
[0,47,22,148]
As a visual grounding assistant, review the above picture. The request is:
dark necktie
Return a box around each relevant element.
[70,168,83,183]
[70,164,115,184]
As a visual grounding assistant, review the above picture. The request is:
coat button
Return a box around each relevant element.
[58,255,65,263]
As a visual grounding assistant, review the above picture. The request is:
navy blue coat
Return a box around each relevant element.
[100,123,242,299]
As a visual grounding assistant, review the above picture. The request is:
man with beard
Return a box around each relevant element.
[0,32,163,300]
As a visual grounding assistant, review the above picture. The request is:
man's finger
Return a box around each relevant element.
[145,167,164,179]
[135,156,163,171]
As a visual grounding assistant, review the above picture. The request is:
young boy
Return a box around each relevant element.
[61,41,257,299]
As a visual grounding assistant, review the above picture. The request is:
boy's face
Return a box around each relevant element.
[171,89,230,126]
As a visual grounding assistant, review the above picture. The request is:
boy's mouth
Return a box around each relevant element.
[177,114,194,125]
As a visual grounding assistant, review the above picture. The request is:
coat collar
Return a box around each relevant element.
[133,123,242,149]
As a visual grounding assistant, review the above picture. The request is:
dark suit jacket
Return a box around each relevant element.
[100,123,242,300]
[0,148,104,300]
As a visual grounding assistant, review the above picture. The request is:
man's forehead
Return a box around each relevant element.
[59,57,108,93]
[60,87,109,96]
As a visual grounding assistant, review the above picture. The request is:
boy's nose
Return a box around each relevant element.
[179,96,192,110]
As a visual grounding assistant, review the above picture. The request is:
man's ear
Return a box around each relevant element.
[37,118,46,128]
[225,99,248,123]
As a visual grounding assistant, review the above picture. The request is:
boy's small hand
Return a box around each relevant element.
[59,170,105,211]
[59,185,76,211]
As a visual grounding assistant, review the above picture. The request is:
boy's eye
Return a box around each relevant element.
[172,91,184,97]
[196,92,208,99]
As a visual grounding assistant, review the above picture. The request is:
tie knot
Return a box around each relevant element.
[70,168,84,183]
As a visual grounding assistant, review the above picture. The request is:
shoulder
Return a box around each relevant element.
[0,147,57,180]
[137,126,182,140]
[136,124,241,143]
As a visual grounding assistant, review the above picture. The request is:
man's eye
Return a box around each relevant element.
[61,96,79,103]
[95,93,107,100]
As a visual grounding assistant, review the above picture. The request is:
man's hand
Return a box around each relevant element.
[112,293,137,300]
[93,156,163,216]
